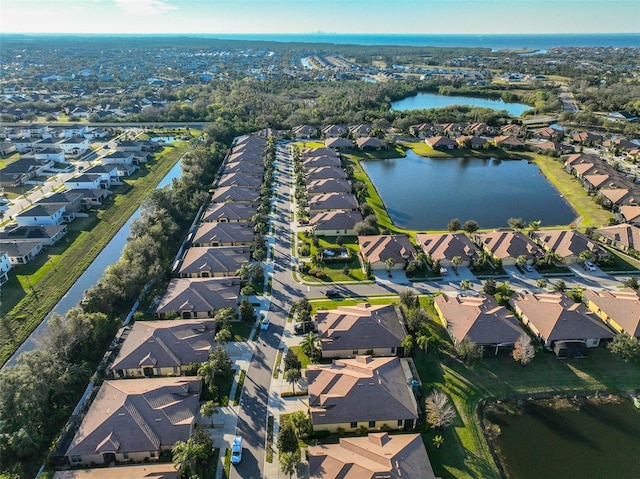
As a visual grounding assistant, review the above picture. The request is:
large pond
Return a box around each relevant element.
[391,92,531,117]
[360,150,575,230]
[484,398,640,479]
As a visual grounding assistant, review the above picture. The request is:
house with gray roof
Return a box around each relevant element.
[476,231,543,265]
[154,277,240,319]
[36,190,85,215]
[324,137,354,151]
[306,166,348,181]
[210,186,260,204]
[65,377,201,466]
[416,232,480,268]
[308,193,358,214]
[0,240,43,265]
[16,204,66,227]
[306,178,352,196]
[109,320,216,378]
[217,172,263,188]
[317,303,407,359]
[309,433,437,479]
[310,210,363,236]
[191,222,254,247]
[200,202,256,223]
[308,356,420,433]
[222,160,264,176]
[356,137,385,150]
[0,224,67,246]
[174,246,250,278]
[303,155,342,169]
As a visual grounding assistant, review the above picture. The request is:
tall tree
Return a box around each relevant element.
[512,334,536,365]
[425,390,457,429]
[284,368,302,394]
[279,450,299,479]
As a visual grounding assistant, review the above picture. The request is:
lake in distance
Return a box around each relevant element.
[360,150,575,230]
[391,92,531,116]
[485,399,640,479]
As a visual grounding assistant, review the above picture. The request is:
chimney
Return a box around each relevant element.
[369,432,390,447]
[356,355,372,364]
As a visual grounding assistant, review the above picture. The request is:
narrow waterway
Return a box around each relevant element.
[3,158,184,368]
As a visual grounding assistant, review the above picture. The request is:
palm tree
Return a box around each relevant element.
[579,249,595,264]
[236,263,252,281]
[516,255,528,270]
[540,249,561,268]
[385,257,396,276]
[300,332,320,361]
[460,279,472,291]
[415,252,429,272]
[279,450,299,479]
[197,361,215,393]
[172,440,204,478]
[451,256,463,274]
[200,400,218,427]
[284,368,301,394]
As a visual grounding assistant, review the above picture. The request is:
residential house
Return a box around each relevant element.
[584,289,640,338]
[435,295,526,354]
[316,303,408,359]
[0,140,16,156]
[324,137,354,151]
[467,122,493,136]
[307,356,420,433]
[510,292,614,349]
[154,277,240,319]
[572,131,603,145]
[410,123,437,138]
[310,210,363,236]
[210,186,260,204]
[65,174,104,191]
[582,173,616,192]
[0,224,67,246]
[217,172,263,188]
[593,223,640,254]
[618,206,640,226]
[349,124,373,138]
[356,137,384,150]
[292,125,318,139]
[499,124,523,137]
[425,136,458,150]
[303,155,342,169]
[493,135,525,150]
[532,140,574,155]
[34,147,65,163]
[531,229,609,264]
[476,231,543,265]
[598,188,636,212]
[36,190,84,218]
[456,135,488,149]
[71,189,110,207]
[227,151,262,164]
[358,235,417,270]
[533,127,561,140]
[64,377,201,466]
[321,124,347,138]
[116,140,144,152]
[53,464,178,479]
[306,178,352,196]
[0,240,43,265]
[303,148,339,159]
[102,151,135,166]
[200,202,256,223]
[221,160,264,177]
[415,233,480,268]
[0,251,11,285]
[306,166,348,181]
[191,222,254,247]
[85,165,120,187]
[109,320,216,378]
[308,433,437,479]
[60,137,89,157]
[309,193,358,214]
[63,124,89,138]
[173,246,250,278]
[16,204,65,227]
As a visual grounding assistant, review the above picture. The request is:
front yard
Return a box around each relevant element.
[297,233,368,282]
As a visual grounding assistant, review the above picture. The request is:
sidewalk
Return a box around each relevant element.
[263,321,311,478]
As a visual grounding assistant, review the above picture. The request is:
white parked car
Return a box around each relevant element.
[584,261,597,271]
[524,264,534,272]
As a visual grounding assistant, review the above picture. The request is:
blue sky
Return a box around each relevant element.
[1,0,638,34]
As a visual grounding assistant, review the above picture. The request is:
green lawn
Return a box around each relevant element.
[289,345,311,370]
[228,320,254,342]
[310,295,399,313]
[298,233,368,282]
[0,140,191,366]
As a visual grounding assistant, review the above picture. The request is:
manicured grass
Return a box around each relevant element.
[0,153,20,169]
[526,152,613,229]
[310,296,399,313]
[273,349,283,379]
[215,374,234,407]
[228,320,254,342]
[223,448,231,479]
[298,233,368,282]
[0,141,190,366]
[413,344,640,479]
[289,345,311,370]
[599,246,640,272]
[233,369,246,406]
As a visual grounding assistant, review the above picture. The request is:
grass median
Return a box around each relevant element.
[0,142,189,366]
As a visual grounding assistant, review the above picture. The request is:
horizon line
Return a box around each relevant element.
[2,32,639,36]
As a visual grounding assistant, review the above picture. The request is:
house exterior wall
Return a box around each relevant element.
[369,260,406,271]
[313,419,406,434]
[116,366,183,378]
[321,347,398,359]
[314,227,355,236]
[17,210,64,227]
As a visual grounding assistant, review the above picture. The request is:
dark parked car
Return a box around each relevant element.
[294,321,317,334]
[325,289,341,298]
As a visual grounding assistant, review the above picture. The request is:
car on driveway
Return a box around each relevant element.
[524,264,534,272]
[231,436,243,464]
[583,261,597,271]
[294,321,317,334]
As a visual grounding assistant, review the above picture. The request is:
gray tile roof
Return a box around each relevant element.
[176,246,250,276]
[155,277,240,316]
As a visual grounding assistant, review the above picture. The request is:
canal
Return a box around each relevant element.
[4,158,184,367]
